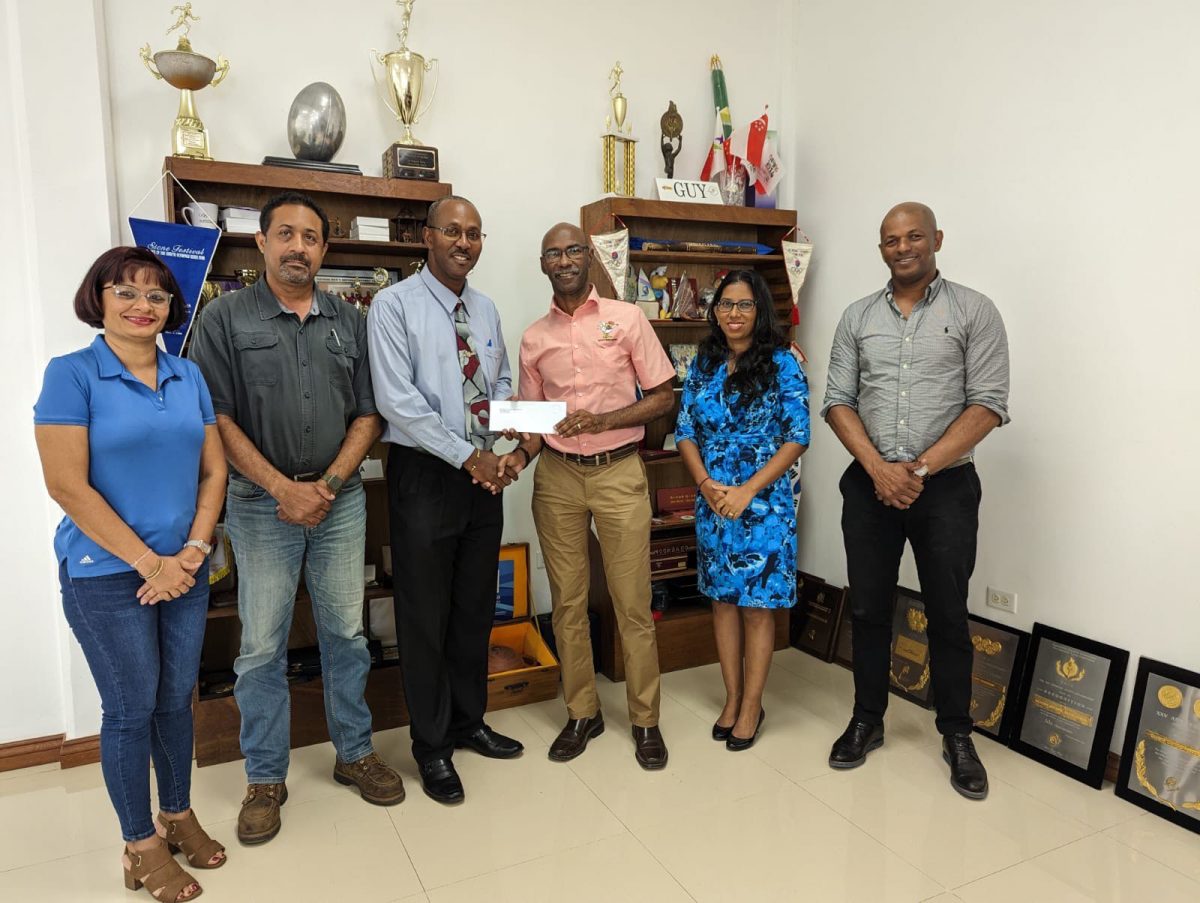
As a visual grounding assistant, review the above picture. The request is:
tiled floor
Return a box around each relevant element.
[1,649,1197,902]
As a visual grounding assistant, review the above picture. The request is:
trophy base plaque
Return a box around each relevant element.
[383,143,440,181]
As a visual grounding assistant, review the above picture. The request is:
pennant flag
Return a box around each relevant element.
[589,228,630,300]
[128,217,220,355]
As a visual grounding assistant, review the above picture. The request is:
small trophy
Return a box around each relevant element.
[660,100,683,179]
[602,61,637,197]
[139,3,229,160]
[371,0,440,181]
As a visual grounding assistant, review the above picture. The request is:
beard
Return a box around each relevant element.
[276,258,311,285]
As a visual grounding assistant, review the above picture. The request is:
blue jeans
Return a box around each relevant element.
[59,560,209,842]
[225,478,374,782]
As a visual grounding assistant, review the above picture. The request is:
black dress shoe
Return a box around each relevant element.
[454,724,524,759]
[632,725,668,770]
[726,709,765,752]
[548,713,605,762]
[419,758,464,805]
[828,718,885,769]
[943,733,989,800]
[711,721,734,742]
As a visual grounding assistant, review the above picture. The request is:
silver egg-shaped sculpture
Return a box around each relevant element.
[287,82,346,162]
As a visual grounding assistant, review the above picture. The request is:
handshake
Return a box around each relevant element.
[465,430,536,495]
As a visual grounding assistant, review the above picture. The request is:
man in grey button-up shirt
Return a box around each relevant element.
[822,202,1009,801]
[189,192,405,841]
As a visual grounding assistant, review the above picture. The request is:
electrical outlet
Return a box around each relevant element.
[986,587,1017,614]
[535,550,545,570]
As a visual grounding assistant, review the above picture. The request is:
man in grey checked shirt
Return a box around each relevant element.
[822,202,1010,800]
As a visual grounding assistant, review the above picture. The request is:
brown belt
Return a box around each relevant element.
[546,442,639,467]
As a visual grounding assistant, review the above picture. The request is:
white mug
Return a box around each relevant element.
[182,202,219,228]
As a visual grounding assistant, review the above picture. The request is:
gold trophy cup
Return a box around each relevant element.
[372,0,440,180]
[139,4,229,160]
[602,61,637,197]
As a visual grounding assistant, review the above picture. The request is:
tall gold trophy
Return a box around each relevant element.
[139,3,229,160]
[371,0,440,181]
[602,62,637,197]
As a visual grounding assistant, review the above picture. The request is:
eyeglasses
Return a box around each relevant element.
[427,224,486,243]
[105,284,173,306]
[541,245,589,263]
[715,299,755,313]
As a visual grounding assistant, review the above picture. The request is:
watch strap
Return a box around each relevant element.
[184,538,213,556]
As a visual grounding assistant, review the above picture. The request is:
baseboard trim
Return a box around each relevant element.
[59,735,102,769]
[0,732,102,773]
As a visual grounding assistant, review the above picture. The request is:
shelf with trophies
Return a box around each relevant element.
[579,197,798,681]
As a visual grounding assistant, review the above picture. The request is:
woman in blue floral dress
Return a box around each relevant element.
[676,270,809,750]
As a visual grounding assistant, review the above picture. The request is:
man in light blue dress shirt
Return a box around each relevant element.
[367,195,525,805]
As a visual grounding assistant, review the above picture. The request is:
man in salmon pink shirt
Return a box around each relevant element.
[505,222,675,770]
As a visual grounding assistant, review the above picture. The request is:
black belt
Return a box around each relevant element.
[547,443,638,467]
[290,471,323,482]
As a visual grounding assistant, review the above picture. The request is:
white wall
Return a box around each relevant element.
[791,0,1200,748]
[102,0,796,618]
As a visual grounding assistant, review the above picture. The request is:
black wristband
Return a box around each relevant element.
[515,446,531,467]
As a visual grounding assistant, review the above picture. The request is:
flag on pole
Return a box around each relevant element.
[728,109,785,195]
[700,55,740,181]
[700,109,726,181]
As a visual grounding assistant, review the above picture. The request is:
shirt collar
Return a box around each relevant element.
[91,334,184,386]
[548,284,601,318]
[885,272,943,308]
[420,265,469,314]
[252,277,334,320]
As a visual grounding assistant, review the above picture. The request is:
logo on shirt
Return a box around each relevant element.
[598,320,618,342]
[79,555,94,565]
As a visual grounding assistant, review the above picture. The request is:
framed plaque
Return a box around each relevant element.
[1115,658,1200,834]
[967,614,1030,744]
[1011,623,1129,788]
[791,578,846,661]
[832,587,854,669]
[889,586,933,708]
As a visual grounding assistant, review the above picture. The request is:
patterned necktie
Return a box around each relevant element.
[453,300,493,450]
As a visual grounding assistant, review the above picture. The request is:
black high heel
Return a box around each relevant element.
[712,721,735,741]
[726,709,765,751]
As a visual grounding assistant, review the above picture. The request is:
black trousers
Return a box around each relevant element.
[386,445,503,764]
[840,460,981,736]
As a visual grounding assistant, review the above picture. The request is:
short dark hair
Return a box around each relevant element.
[426,194,476,228]
[73,246,187,332]
[260,191,330,243]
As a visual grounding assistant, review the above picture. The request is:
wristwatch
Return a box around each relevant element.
[321,472,344,495]
[184,539,213,556]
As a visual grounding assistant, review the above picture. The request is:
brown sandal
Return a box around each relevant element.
[123,841,202,901]
[157,810,226,869]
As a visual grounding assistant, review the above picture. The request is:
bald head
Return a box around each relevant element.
[881,202,937,238]
[541,222,586,252]
[878,202,942,289]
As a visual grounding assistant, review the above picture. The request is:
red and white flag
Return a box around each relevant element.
[728,109,785,195]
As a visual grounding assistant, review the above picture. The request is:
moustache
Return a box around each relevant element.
[282,254,310,266]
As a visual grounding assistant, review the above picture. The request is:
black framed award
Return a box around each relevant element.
[1011,623,1129,788]
[967,614,1030,744]
[888,586,933,708]
[1114,657,1200,834]
[791,578,846,662]
[832,587,854,669]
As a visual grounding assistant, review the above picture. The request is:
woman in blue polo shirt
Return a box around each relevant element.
[34,247,228,901]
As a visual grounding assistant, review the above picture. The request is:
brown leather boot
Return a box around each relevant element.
[333,752,406,805]
[237,782,287,845]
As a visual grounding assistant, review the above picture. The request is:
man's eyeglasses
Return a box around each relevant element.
[427,224,486,243]
[105,284,173,306]
[541,245,589,263]
[714,299,755,313]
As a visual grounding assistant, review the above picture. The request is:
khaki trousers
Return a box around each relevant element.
[531,450,661,727]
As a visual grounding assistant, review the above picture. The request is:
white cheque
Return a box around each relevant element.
[489,400,567,434]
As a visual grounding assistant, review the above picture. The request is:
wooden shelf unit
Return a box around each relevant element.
[579,199,796,681]
[167,158,454,766]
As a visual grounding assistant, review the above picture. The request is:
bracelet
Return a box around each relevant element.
[131,548,153,570]
[140,557,164,580]
[515,446,531,467]
[699,476,713,492]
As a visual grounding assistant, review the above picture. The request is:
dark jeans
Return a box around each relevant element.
[840,461,980,736]
[59,560,209,841]
[386,445,503,765]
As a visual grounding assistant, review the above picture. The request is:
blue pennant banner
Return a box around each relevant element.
[128,217,221,356]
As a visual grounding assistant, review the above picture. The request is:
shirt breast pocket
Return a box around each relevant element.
[326,334,358,388]
[913,330,964,377]
[232,332,280,386]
